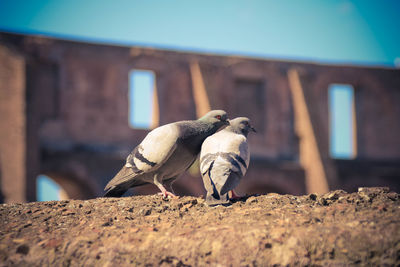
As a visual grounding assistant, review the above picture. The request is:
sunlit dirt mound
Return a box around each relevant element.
[1,187,399,266]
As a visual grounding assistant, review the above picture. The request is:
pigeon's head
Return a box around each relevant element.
[229,117,256,136]
[199,110,229,127]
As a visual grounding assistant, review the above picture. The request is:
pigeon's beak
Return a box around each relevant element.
[250,126,256,133]
[225,119,230,125]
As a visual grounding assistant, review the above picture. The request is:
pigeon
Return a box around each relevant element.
[200,117,256,205]
[104,110,229,198]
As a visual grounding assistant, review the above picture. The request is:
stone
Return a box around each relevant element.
[0,189,399,266]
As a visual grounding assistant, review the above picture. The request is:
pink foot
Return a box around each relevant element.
[157,191,178,199]
[156,183,178,199]
[229,190,242,199]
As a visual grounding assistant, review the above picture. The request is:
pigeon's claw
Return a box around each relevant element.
[156,183,178,199]
[158,191,178,199]
[229,189,242,199]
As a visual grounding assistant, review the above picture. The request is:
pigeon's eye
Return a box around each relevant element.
[215,115,222,120]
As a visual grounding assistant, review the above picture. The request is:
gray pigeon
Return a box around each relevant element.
[104,110,229,198]
[200,117,256,205]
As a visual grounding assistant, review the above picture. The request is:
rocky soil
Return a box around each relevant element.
[0,187,399,266]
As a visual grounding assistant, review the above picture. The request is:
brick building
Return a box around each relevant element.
[0,32,399,203]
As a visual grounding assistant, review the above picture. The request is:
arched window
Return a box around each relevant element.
[36,174,68,201]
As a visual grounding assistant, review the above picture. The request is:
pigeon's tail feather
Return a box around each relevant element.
[103,166,138,197]
[103,186,127,197]
[205,192,230,206]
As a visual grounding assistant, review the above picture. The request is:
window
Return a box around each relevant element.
[128,70,157,129]
[36,175,67,201]
[329,84,356,159]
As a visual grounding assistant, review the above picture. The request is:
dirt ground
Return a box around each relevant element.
[0,187,399,266]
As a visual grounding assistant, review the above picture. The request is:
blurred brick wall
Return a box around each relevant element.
[0,32,399,202]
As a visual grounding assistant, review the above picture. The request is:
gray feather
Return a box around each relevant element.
[200,117,254,205]
[104,110,229,197]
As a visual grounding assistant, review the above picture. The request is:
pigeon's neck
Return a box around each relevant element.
[198,120,219,133]
[180,121,219,138]
[178,121,221,153]
[225,126,248,137]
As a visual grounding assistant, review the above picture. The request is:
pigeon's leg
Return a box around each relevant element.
[154,175,177,199]
[156,184,178,199]
[163,178,176,195]
[229,189,242,199]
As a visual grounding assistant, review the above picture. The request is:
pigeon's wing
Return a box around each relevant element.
[127,123,179,173]
[201,130,249,196]
[200,130,224,175]
[235,137,250,176]
[200,135,223,200]
[201,163,219,199]
[104,165,149,194]
[105,123,179,191]
[201,130,249,175]
[220,171,242,196]
[209,156,242,196]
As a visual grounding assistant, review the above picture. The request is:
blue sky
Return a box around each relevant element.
[37,175,61,201]
[129,70,155,129]
[0,0,399,66]
[329,85,355,159]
